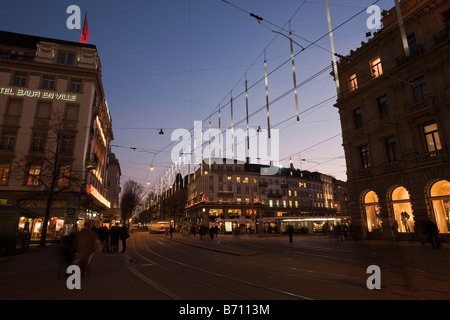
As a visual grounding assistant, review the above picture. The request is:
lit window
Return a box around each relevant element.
[371,57,383,78]
[348,73,358,92]
[424,123,442,152]
[57,165,71,187]
[236,177,241,183]
[26,165,41,186]
[0,163,10,185]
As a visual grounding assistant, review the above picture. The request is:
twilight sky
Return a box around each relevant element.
[1,0,395,192]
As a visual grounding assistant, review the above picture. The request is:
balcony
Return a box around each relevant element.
[433,27,450,46]
[416,150,446,166]
[405,97,436,118]
[395,44,424,67]
[382,161,401,174]
[355,168,372,179]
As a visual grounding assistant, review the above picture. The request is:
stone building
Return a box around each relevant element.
[333,0,450,240]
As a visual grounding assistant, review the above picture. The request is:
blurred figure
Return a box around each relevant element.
[287,224,294,243]
[121,225,130,253]
[73,221,97,277]
[425,218,440,249]
[110,224,120,253]
[99,225,110,252]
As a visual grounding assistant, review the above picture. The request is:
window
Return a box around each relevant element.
[35,102,52,119]
[370,57,383,78]
[407,33,421,56]
[26,165,41,186]
[354,107,363,129]
[412,76,428,101]
[42,76,55,90]
[13,72,27,86]
[64,104,79,121]
[386,136,399,162]
[348,73,358,92]
[30,133,47,153]
[243,177,249,183]
[359,145,371,169]
[377,95,389,119]
[57,51,76,65]
[57,165,71,187]
[236,177,241,183]
[424,123,442,152]
[60,136,75,154]
[5,99,23,116]
[69,79,82,92]
[0,163,10,185]
[0,131,16,151]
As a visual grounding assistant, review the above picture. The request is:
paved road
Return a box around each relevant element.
[1,231,449,303]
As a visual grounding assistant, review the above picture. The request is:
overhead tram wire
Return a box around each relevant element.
[133,1,382,184]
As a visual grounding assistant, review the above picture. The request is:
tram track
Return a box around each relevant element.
[128,233,314,300]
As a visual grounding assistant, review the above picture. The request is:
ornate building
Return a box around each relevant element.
[0,31,117,243]
[334,0,450,240]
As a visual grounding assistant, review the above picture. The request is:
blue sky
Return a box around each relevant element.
[1,0,395,191]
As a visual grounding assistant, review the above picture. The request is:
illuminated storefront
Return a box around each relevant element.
[429,180,450,234]
[363,191,382,232]
[390,186,415,233]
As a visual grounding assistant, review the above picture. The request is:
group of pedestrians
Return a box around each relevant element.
[99,224,130,253]
[60,222,130,278]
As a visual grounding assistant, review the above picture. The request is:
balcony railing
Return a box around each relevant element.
[405,97,436,117]
[416,150,445,165]
[383,161,401,174]
[433,26,450,46]
[395,44,424,67]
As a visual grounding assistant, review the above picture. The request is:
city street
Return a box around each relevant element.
[1,231,449,301]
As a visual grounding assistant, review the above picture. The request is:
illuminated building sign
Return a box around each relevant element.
[96,115,107,147]
[0,86,77,101]
[86,184,110,208]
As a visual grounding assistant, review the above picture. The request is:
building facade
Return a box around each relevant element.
[184,159,349,234]
[0,31,116,242]
[334,0,450,240]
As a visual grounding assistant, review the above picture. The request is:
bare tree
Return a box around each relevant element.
[12,111,84,246]
[120,179,143,225]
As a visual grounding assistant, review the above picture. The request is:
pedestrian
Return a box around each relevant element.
[391,220,399,242]
[335,224,343,242]
[209,226,215,240]
[121,225,130,253]
[99,225,110,252]
[73,221,97,277]
[110,224,120,253]
[287,224,294,243]
[425,218,440,249]
[169,224,173,239]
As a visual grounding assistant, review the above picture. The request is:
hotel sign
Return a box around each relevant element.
[0,86,77,102]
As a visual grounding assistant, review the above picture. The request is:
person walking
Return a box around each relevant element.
[73,221,97,277]
[425,218,440,249]
[120,225,130,253]
[391,220,399,242]
[110,224,120,253]
[287,224,294,243]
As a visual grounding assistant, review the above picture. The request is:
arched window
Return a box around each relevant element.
[430,180,450,233]
[364,191,382,232]
[391,186,414,232]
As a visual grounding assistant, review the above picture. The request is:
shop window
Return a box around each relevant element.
[363,191,382,232]
[390,186,414,233]
[348,73,358,92]
[370,57,383,78]
[424,123,442,152]
[430,180,450,233]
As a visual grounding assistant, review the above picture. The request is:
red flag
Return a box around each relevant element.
[80,12,89,44]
